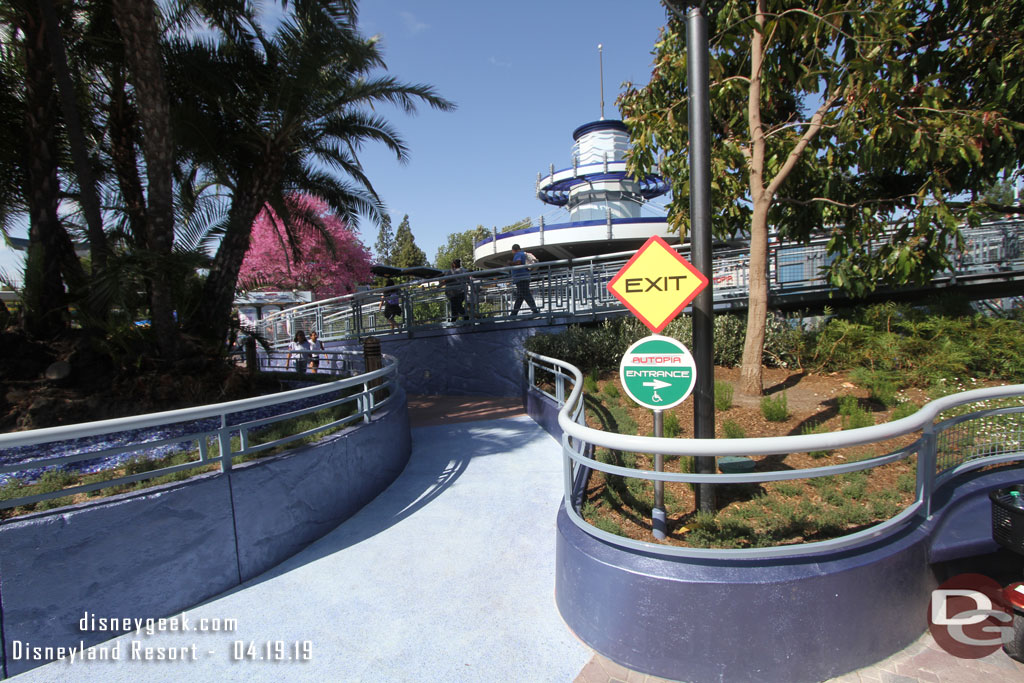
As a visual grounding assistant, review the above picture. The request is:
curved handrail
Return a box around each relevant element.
[0,355,401,510]
[526,350,1024,559]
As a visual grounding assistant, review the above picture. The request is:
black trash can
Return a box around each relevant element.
[991,485,1024,554]
[991,485,1024,663]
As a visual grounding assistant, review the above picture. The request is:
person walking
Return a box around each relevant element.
[379,280,402,330]
[510,244,539,317]
[445,259,469,323]
[286,330,313,373]
[309,330,325,373]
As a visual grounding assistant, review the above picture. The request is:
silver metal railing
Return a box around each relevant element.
[255,219,1024,347]
[0,353,399,511]
[525,351,1024,559]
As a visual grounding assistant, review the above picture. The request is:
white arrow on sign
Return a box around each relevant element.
[643,379,672,390]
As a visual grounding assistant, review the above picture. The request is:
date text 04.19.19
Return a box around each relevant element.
[232,640,312,661]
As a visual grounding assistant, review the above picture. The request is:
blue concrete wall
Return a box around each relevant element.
[0,390,410,678]
[556,513,935,682]
[333,319,570,397]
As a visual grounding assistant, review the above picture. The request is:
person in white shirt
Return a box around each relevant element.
[286,330,313,373]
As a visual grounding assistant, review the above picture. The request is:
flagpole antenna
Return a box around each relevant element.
[598,43,605,120]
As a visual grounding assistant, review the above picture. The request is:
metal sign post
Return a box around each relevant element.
[620,335,697,540]
[652,408,665,539]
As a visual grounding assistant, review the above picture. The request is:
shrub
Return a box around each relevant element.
[714,380,734,411]
[891,402,918,420]
[663,410,681,438]
[850,368,899,408]
[800,422,831,459]
[593,516,624,536]
[760,393,789,422]
[838,394,860,416]
[721,419,746,439]
[602,382,620,399]
[583,375,599,395]
[124,455,161,475]
[842,404,874,430]
[36,469,77,491]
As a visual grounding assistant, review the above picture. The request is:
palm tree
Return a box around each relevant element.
[169,0,454,342]
[0,0,87,338]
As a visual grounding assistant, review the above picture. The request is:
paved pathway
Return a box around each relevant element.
[11,413,590,682]
[576,629,1024,683]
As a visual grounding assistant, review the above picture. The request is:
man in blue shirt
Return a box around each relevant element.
[510,244,539,317]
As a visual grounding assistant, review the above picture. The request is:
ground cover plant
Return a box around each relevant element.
[526,302,1024,548]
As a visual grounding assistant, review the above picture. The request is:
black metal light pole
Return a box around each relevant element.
[670,1,716,512]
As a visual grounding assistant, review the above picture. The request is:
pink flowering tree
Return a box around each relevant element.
[238,195,373,299]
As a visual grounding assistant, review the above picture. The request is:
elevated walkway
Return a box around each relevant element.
[255,219,1024,349]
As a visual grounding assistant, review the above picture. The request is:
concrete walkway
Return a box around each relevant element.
[10,414,591,682]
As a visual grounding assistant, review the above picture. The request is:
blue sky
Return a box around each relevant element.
[349,0,671,261]
[0,1,671,283]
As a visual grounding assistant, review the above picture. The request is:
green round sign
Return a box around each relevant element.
[619,335,697,410]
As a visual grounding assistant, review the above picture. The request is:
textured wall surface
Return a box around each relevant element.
[0,391,410,678]
[556,507,936,683]
[333,320,569,397]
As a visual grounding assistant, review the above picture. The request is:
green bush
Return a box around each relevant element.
[525,310,810,374]
[663,411,681,438]
[722,419,746,439]
[760,393,789,422]
[850,368,900,408]
[838,394,860,416]
[714,380,734,411]
[602,382,620,399]
[36,469,77,491]
[583,375,599,395]
[801,422,831,458]
[891,402,918,420]
[811,303,1024,386]
[124,455,161,475]
[842,404,874,430]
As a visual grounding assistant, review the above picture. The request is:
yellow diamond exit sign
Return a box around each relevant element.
[607,235,709,333]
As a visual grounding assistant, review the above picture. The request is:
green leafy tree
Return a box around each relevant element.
[619,0,1024,395]
[373,213,394,265]
[391,214,427,268]
[434,225,488,270]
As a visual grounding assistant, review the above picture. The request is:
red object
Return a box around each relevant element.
[1004,582,1024,610]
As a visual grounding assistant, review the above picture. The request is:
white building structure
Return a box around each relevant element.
[473,119,676,268]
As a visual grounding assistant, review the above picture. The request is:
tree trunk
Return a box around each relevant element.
[108,69,148,240]
[39,0,108,273]
[739,203,770,395]
[111,0,179,359]
[738,0,769,397]
[19,5,80,339]
[196,187,266,344]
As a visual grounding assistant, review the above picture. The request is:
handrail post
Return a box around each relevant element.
[218,414,232,473]
[919,424,937,519]
[362,381,372,423]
